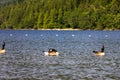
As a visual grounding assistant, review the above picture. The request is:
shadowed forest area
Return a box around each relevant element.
[0,0,120,30]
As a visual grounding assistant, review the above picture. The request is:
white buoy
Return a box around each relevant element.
[10,34,13,36]
[56,34,58,37]
[25,34,28,36]
[72,34,75,37]
[88,35,91,37]
[105,35,108,37]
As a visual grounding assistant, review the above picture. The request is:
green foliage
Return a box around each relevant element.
[0,0,120,30]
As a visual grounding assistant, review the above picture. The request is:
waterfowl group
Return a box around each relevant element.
[43,45,105,56]
[0,41,105,57]
[0,42,6,54]
[44,48,59,56]
[93,45,105,56]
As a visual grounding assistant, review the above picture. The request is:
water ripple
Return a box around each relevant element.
[0,30,120,80]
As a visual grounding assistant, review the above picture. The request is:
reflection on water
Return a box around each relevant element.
[0,30,120,80]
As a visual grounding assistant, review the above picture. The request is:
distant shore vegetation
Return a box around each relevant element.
[0,0,120,30]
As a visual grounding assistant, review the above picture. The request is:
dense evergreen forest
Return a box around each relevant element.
[0,0,120,30]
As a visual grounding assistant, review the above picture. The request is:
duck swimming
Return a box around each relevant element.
[0,42,6,54]
[44,48,59,56]
[93,45,105,56]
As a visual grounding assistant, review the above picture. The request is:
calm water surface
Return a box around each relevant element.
[0,30,120,80]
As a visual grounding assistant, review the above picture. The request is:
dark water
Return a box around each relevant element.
[0,30,120,80]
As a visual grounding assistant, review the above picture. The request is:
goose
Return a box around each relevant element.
[44,48,59,56]
[93,45,105,56]
[0,42,6,54]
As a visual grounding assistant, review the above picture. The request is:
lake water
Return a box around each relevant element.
[0,30,120,80]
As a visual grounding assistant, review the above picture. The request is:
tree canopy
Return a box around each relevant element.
[0,0,120,30]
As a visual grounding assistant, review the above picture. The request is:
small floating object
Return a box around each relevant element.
[25,34,28,36]
[88,35,91,37]
[10,34,13,36]
[41,34,43,36]
[72,34,75,37]
[105,35,108,37]
[56,34,59,36]
[93,45,105,57]
[44,48,60,56]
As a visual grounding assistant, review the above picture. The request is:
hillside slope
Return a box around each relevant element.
[0,0,120,30]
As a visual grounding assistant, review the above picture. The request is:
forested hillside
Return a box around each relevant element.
[0,0,120,30]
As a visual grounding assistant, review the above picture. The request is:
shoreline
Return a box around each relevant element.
[0,28,119,31]
[0,28,80,31]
